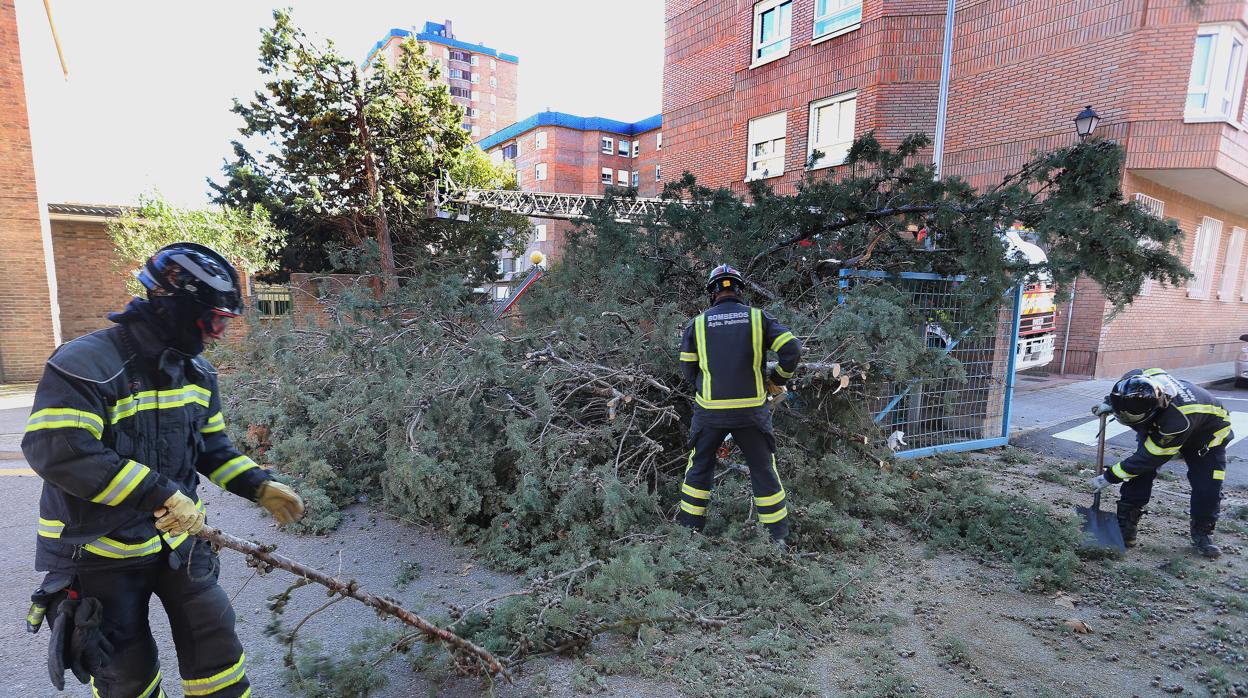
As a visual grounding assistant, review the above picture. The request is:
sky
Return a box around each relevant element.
[14,0,665,207]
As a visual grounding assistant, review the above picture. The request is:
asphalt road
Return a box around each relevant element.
[1013,381,1248,493]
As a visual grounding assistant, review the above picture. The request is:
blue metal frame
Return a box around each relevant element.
[837,269,1024,460]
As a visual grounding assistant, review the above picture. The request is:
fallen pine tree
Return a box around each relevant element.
[217,135,1188,695]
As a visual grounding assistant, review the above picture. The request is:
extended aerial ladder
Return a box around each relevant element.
[430,171,685,225]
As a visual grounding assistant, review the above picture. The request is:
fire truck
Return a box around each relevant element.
[1003,225,1057,371]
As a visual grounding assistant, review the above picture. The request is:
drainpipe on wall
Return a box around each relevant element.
[1059,284,1076,375]
[932,0,957,178]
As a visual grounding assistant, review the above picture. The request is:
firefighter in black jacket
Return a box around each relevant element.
[23,243,305,696]
[677,264,802,545]
[1089,368,1230,558]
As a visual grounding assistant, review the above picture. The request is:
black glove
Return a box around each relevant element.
[69,598,113,684]
[46,597,112,690]
[47,597,78,690]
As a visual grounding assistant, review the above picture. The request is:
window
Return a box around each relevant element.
[491,111,497,122]
[498,256,515,274]
[535,163,548,181]
[490,93,497,105]
[657,132,662,149]
[494,285,509,300]
[808,92,857,169]
[601,167,614,184]
[254,283,291,317]
[1219,226,1246,301]
[471,91,480,101]
[618,139,629,156]
[602,136,614,154]
[467,107,478,118]
[471,73,480,84]
[632,140,640,157]
[490,58,497,70]
[656,164,662,181]
[449,68,466,80]
[450,86,471,98]
[1188,216,1223,299]
[813,0,861,40]
[1186,24,1247,122]
[631,171,639,187]
[617,169,629,185]
[461,123,472,132]
[449,50,470,63]
[490,76,497,88]
[746,112,786,180]
[471,124,480,137]
[752,0,792,66]
[501,143,518,160]
[534,224,547,242]
[470,54,479,66]
[1134,193,1165,295]
[535,131,547,149]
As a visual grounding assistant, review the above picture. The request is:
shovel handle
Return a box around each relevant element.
[1096,413,1107,476]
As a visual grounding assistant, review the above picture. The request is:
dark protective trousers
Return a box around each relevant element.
[1120,443,1227,528]
[74,539,250,698]
[677,425,789,540]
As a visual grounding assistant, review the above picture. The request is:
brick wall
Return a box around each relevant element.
[49,218,131,341]
[0,0,56,382]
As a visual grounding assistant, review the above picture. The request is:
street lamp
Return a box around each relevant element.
[1074,105,1100,139]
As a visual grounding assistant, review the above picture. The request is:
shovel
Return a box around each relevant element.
[1076,414,1126,552]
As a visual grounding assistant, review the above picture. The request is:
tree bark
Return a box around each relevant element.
[354,84,398,294]
[195,524,511,682]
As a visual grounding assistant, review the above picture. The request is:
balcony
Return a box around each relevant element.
[1128,118,1248,217]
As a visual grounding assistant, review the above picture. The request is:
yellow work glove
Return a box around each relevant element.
[154,491,205,536]
[256,481,305,525]
[766,381,786,398]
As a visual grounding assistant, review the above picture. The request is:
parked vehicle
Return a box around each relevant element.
[1003,226,1057,372]
[1236,334,1248,387]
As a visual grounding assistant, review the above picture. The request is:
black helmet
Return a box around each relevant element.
[706,263,745,295]
[1109,374,1170,425]
[137,242,243,317]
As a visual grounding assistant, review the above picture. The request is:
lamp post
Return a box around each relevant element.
[1074,106,1100,139]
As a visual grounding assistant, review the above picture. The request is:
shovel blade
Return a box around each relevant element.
[1076,501,1126,552]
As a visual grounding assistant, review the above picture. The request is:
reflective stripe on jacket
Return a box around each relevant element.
[22,323,271,571]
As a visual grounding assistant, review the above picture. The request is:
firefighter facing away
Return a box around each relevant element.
[678,264,802,544]
[22,243,305,696]
[1089,368,1230,558]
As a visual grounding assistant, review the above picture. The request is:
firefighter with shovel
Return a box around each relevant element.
[1088,368,1230,558]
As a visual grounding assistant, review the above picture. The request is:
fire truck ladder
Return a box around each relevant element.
[431,171,683,225]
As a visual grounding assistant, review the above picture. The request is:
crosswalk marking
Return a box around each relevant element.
[0,467,36,476]
[1052,418,1131,445]
[1052,412,1248,448]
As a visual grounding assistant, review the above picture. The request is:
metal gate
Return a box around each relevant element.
[839,270,1023,459]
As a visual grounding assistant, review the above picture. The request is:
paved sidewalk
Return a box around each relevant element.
[1010,361,1235,436]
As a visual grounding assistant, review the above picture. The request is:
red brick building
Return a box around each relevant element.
[662,0,1248,377]
[0,0,59,383]
[364,20,518,141]
[477,111,663,297]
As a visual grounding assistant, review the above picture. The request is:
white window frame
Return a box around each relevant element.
[471,73,480,84]
[601,167,613,184]
[631,140,640,157]
[471,124,480,137]
[1188,216,1224,299]
[467,107,478,118]
[812,0,862,43]
[656,164,662,181]
[751,0,793,68]
[490,93,497,105]
[535,131,547,149]
[617,169,629,185]
[471,90,480,101]
[618,139,629,156]
[1185,23,1248,124]
[601,136,614,154]
[470,54,479,66]
[657,132,662,149]
[490,58,497,69]
[494,285,509,300]
[534,224,548,242]
[807,91,857,170]
[491,111,497,122]
[746,111,787,181]
[490,76,497,88]
[631,171,639,187]
[1219,226,1246,301]
[1134,193,1165,295]
[535,162,548,181]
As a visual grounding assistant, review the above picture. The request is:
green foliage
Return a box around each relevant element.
[284,627,400,698]
[902,468,1081,590]
[108,192,283,295]
[211,9,526,278]
[219,134,1180,693]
